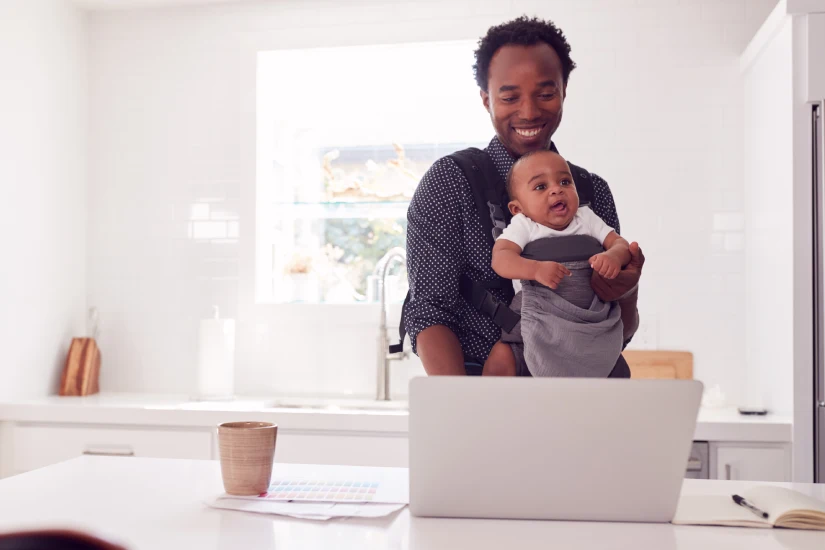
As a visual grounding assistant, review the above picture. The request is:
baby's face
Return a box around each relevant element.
[508,151,579,230]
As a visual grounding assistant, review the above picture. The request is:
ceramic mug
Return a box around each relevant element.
[217,421,278,495]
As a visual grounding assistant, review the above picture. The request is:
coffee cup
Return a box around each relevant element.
[217,421,278,496]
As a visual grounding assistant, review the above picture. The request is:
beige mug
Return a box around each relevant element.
[217,421,278,496]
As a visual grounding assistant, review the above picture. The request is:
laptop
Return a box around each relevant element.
[409,377,703,522]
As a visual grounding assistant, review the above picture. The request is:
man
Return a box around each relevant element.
[403,16,644,376]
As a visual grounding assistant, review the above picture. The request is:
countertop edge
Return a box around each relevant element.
[0,403,409,434]
[0,395,793,443]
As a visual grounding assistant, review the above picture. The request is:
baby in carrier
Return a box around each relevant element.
[483,150,632,378]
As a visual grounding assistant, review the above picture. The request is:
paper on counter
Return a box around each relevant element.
[207,495,406,521]
[228,472,409,505]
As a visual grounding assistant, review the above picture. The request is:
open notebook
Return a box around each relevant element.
[673,486,825,530]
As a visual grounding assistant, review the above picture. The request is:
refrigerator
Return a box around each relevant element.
[813,101,825,482]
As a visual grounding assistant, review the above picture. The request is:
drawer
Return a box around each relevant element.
[12,423,213,474]
[710,443,791,482]
[254,432,408,468]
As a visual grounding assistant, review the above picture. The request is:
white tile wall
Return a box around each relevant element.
[0,0,88,399]
[86,0,778,403]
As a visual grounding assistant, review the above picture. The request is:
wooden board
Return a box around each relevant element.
[622,350,693,380]
[58,338,101,396]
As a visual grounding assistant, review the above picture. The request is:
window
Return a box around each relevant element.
[256,40,488,304]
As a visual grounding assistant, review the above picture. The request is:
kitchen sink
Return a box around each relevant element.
[264,397,408,412]
[153,397,408,412]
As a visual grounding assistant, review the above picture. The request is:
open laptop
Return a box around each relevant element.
[409,377,703,522]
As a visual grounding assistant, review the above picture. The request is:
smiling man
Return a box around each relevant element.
[403,16,645,376]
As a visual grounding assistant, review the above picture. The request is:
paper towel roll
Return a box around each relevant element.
[196,306,235,399]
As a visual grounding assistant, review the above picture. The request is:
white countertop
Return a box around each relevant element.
[0,392,793,442]
[0,456,822,549]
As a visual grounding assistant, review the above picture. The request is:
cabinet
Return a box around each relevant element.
[0,411,793,480]
[9,423,213,476]
[207,431,408,468]
[1,422,409,478]
[258,432,407,468]
[710,443,792,482]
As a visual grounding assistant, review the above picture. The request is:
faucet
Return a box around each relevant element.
[374,247,409,401]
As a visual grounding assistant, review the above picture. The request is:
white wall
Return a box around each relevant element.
[742,18,794,415]
[0,0,88,399]
[86,0,777,401]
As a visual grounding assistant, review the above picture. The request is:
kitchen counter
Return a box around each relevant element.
[0,455,822,550]
[0,392,793,442]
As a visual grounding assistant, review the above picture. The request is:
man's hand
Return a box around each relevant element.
[589,252,621,280]
[591,242,644,302]
[534,261,571,289]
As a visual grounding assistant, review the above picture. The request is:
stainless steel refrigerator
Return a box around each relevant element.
[812,101,825,482]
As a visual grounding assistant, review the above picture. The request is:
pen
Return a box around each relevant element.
[732,494,769,519]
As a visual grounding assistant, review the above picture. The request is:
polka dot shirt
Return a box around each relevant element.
[403,136,620,365]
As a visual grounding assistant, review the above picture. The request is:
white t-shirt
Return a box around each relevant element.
[498,206,615,250]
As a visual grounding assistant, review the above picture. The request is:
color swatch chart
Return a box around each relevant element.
[262,479,381,502]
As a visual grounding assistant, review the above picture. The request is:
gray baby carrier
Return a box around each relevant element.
[393,146,631,378]
[508,236,623,377]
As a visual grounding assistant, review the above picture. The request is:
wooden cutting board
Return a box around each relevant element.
[58,337,101,396]
[622,350,693,380]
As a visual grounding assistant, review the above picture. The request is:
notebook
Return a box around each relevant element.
[673,486,825,530]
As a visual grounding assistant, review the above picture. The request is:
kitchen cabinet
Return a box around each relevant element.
[710,442,792,482]
[4,421,792,480]
[9,423,212,476]
[2,423,409,477]
[0,394,795,480]
[248,432,408,468]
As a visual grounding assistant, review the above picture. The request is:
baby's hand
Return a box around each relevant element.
[589,253,621,279]
[534,261,571,289]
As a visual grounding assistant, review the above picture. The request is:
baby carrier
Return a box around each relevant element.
[392,147,631,378]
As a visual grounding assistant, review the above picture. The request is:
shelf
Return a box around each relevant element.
[271,200,410,219]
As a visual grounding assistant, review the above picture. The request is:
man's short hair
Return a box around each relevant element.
[473,16,576,92]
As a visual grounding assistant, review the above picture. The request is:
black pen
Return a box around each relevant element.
[732,494,769,519]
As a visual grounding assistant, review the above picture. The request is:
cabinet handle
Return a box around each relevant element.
[725,463,732,480]
[686,458,702,471]
[82,449,135,457]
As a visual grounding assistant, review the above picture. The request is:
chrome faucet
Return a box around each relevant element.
[374,247,409,401]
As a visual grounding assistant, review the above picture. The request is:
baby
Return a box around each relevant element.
[483,149,631,377]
